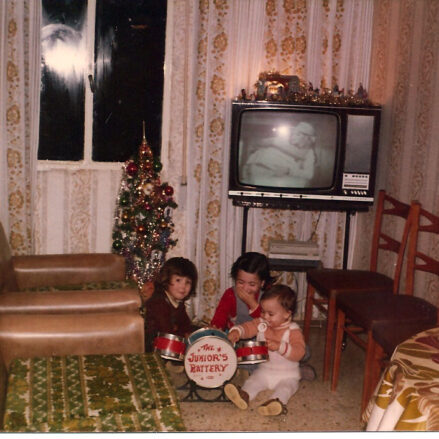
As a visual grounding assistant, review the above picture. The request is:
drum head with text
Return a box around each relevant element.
[184,336,237,388]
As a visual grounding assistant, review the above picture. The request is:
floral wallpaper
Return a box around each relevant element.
[3,0,437,321]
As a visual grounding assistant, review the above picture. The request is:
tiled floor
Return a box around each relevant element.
[169,324,367,432]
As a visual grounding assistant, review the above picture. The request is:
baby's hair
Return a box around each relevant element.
[230,252,275,288]
[155,257,198,298]
[260,284,297,315]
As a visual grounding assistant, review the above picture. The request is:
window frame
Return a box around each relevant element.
[37,0,173,172]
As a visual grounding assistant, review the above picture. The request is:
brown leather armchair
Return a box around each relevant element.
[0,221,143,313]
[0,222,145,369]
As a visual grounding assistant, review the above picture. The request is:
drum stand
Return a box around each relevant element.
[178,377,230,403]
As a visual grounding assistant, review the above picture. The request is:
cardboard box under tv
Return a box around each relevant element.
[268,239,322,272]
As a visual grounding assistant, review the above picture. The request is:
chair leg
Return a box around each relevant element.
[362,329,376,413]
[372,342,386,388]
[362,336,385,414]
[323,295,336,382]
[303,283,315,343]
[331,308,345,391]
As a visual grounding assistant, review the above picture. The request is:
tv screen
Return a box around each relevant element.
[238,110,338,190]
[228,101,382,211]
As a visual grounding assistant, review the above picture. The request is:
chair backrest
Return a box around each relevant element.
[370,190,412,293]
[405,203,439,296]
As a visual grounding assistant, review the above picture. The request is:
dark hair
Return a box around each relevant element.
[260,284,297,315]
[155,257,198,298]
[230,252,275,288]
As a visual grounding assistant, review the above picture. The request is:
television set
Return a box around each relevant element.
[228,100,382,211]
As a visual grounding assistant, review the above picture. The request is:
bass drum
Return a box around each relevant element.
[187,327,229,345]
[184,329,237,388]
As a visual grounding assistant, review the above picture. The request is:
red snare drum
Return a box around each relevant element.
[154,333,186,361]
[236,340,268,364]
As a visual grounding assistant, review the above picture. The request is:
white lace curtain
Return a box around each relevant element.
[162,0,375,321]
[0,0,40,254]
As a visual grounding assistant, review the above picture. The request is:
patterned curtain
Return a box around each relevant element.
[162,0,375,322]
[354,0,439,305]
[0,0,40,255]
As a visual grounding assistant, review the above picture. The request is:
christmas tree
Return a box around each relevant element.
[112,122,177,289]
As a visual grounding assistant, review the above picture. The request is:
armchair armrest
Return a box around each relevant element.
[12,253,127,290]
[0,312,145,370]
[0,289,142,315]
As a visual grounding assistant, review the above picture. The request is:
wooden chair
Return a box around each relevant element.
[331,201,439,413]
[371,204,439,368]
[303,190,411,381]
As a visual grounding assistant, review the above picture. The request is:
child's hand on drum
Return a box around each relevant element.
[228,329,240,344]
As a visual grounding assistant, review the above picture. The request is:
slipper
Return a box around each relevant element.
[257,398,287,416]
[224,383,249,410]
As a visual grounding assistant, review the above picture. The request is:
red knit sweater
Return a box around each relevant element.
[210,287,261,330]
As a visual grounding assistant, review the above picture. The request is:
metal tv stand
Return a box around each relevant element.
[239,205,357,270]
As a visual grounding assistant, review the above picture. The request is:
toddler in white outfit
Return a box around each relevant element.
[225,284,305,416]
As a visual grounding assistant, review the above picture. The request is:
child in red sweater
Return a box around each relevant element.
[210,252,275,330]
[225,284,305,416]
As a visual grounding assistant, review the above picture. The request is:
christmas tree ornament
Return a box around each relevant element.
[112,240,122,251]
[112,121,178,288]
[126,162,138,177]
[164,185,174,196]
[164,206,173,218]
[153,160,163,172]
[119,192,130,206]
[142,182,154,195]
[121,211,131,222]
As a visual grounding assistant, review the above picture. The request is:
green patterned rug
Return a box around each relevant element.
[3,353,185,432]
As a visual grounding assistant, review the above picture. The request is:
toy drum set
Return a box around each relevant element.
[153,327,268,389]
[153,333,186,361]
[235,340,269,364]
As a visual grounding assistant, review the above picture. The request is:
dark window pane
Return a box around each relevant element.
[39,0,87,161]
[93,0,167,162]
